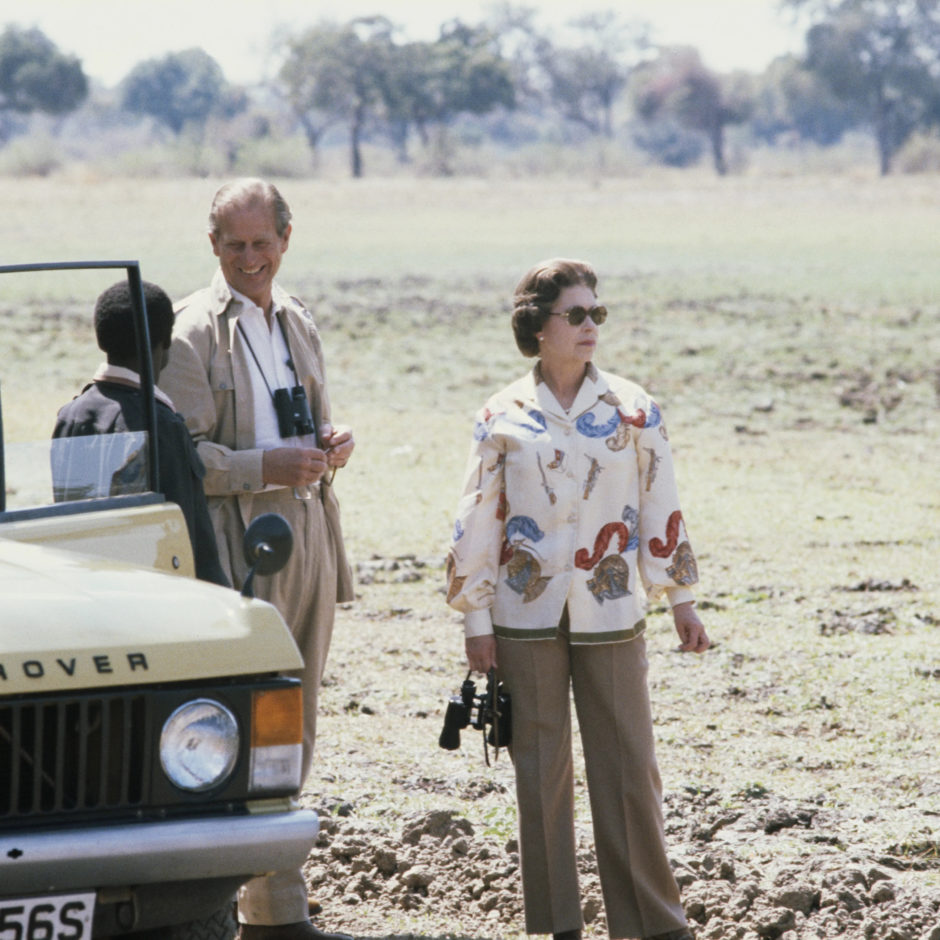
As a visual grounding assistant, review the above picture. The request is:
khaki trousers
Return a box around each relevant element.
[228,488,342,925]
[496,614,688,939]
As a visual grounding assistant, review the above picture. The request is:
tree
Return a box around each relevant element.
[784,0,940,173]
[280,17,395,177]
[0,26,87,138]
[424,22,515,125]
[484,3,549,110]
[633,47,753,175]
[381,21,515,167]
[534,11,648,138]
[281,17,514,175]
[120,48,241,135]
[750,53,862,146]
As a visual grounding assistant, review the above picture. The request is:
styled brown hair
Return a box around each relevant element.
[511,258,598,357]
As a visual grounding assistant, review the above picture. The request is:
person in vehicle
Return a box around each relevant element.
[53,279,228,586]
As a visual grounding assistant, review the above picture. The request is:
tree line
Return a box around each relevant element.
[4,0,940,177]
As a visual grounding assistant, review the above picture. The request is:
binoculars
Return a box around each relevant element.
[273,385,316,439]
[439,669,511,761]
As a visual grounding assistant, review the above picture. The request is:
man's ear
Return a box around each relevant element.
[281,223,292,252]
[152,340,171,378]
[209,231,220,258]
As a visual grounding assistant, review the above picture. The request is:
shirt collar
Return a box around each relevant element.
[227,280,287,320]
[531,361,606,418]
[93,363,176,411]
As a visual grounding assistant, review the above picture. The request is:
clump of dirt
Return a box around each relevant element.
[305,790,940,940]
[818,607,897,636]
[304,807,527,928]
[354,556,437,586]
[837,369,908,423]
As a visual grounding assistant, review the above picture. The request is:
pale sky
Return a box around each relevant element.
[12,0,805,87]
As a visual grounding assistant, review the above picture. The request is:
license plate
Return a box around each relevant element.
[0,892,95,940]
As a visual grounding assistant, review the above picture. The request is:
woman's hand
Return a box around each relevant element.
[672,601,710,653]
[466,635,497,674]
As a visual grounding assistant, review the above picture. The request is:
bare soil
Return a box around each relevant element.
[297,561,940,940]
[290,272,939,940]
[6,179,938,940]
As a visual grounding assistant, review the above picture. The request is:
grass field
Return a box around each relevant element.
[2,172,938,937]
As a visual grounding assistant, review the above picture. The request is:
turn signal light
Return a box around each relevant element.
[249,685,303,792]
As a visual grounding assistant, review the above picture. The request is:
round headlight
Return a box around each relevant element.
[160,698,239,792]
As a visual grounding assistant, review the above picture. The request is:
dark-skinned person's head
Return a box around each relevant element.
[94,280,174,375]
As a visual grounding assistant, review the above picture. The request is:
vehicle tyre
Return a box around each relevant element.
[120,903,237,940]
[169,905,237,940]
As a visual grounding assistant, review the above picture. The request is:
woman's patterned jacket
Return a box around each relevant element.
[446,363,698,643]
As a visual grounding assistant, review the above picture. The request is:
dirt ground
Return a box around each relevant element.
[5,176,938,940]
[296,558,940,940]
[290,278,940,940]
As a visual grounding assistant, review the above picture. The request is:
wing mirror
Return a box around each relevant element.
[240,512,293,599]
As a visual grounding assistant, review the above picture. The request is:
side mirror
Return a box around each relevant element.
[240,513,293,599]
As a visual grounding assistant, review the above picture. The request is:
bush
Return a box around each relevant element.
[894,131,940,173]
[632,118,704,168]
[0,133,63,177]
[232,135,315,179]
[95,143,201,178]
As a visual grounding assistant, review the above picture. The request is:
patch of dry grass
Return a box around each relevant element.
[2,174,938,936]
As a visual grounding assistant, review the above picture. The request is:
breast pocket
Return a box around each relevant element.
[209,358,235,395]
[207,357,238,432]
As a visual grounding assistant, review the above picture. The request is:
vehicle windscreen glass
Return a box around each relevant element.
[4,430,150,510]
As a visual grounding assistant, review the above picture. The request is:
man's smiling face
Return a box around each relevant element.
[210,199,291,313]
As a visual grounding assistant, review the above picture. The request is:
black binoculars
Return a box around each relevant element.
[274,385,316,439]
[439,669,511,760]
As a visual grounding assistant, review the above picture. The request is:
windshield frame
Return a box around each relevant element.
[0,260,161,519]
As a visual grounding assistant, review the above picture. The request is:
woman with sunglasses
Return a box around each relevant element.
[446,258,708,940]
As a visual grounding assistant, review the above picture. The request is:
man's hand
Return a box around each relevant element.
[262,446,328,487]
[673,601,710,653]
[320,423,354,468]
[466,635,497,674]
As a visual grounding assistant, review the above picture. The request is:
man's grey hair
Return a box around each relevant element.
[208,178,292,237]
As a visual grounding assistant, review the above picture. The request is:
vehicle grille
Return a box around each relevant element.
[0,692,152,820]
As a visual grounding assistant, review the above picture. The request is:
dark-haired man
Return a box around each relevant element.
[53,279,228,586]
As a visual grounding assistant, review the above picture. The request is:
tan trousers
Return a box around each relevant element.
[229,488,342,925]
[496,613,688,939]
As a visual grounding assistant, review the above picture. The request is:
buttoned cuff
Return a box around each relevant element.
[198,445,267,496]
[231,448,266,493]
[464,608,494,638]
[665,586,696,609]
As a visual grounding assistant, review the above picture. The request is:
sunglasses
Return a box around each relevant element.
[550,305,608,326]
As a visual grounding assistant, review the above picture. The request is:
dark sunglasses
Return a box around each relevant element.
[551,305,608,326]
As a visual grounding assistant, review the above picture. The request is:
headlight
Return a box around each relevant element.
[160,698,239,792]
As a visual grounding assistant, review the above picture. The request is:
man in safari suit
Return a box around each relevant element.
[159,178,354,940]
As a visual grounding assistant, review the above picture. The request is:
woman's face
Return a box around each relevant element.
[538,283,600,368]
